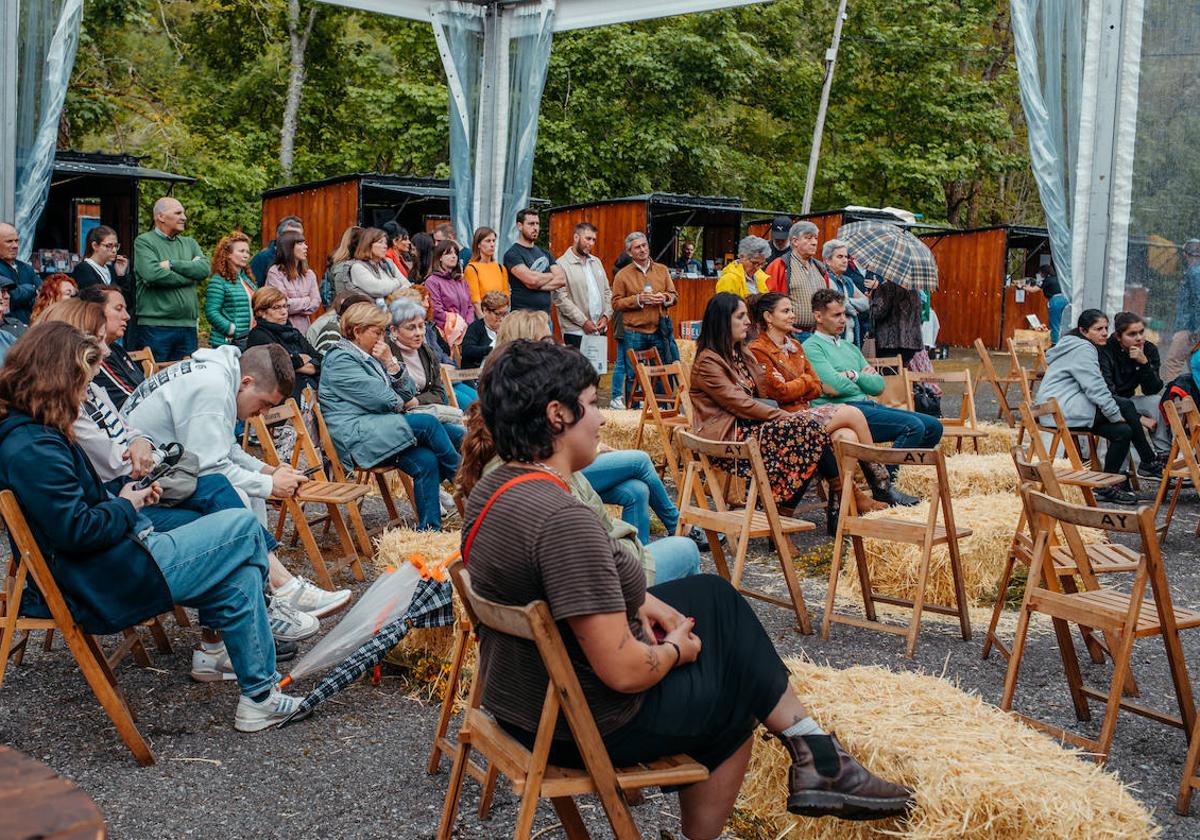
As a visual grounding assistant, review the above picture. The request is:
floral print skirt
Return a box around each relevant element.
[714,414,830,504]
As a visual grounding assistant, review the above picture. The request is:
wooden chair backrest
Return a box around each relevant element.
[1019,398,1087,470]
[974,338,1004,383]
[126,348,157,379]
[304,387,351,483]
[249,398,328,481]
[440,365,481,410]
[675,430,780,523]
[0,491,74,633]
[904,369,980,429]
[1163,397,1200,479]
[447,559,628,793]
[1007,339,1036,406]
[1010,448,1090,564]
[627,346,678,409]
[865,355,908,409]
[833,439,957,536]
[636,361,687,416]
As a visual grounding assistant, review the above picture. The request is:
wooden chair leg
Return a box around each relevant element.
[173,606,191,628]
[428,623,471,775]
[770,525,812,635]
[850,536,878,622]
[477,764,499,820]
[146,617,172,655]
[436,736,471,840]
[821,531,847,641]
[326,506,367,582]
[905,541,934,658]
[66,626,155,765]
[1178,715,1200,814]
[551,797,591,840]
[982,553,1017,660]
[290,502,335,591]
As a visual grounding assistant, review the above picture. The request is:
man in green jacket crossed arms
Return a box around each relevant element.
[802,287,941,502]
[133,197,210,361]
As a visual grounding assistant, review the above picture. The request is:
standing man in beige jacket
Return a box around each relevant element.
[553,221,612,348]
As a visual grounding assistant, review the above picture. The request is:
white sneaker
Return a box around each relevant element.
[274,576,352,619]
[609,396,626,410]
[439,487,457,517]
[234,688,309,732]
[191,645,237,683]
[267,596,319,642]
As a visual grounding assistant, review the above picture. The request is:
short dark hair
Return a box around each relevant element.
[515,208,538,225]
[697,292,748,361]
[751,292,789,329]
[78,284,123,306]
[1113,311,1145,337]
[1070,308,1108,338]
[574,222,597,234]
[811,288,845,313]
[240,344,295,399]
[83,224,116,258]
[478,340,598,464]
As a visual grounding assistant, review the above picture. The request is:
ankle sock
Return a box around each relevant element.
[274,577,300,597]
[250,690,271,703]
[781,716,825,738]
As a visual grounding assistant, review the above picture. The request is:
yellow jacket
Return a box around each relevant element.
[715,260,770,298]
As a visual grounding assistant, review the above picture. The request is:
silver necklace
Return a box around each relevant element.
[528,461,570,483]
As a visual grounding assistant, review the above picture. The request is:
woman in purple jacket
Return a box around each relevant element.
[422,241,475,348]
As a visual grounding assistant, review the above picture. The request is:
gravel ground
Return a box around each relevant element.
[4,352,1200,839]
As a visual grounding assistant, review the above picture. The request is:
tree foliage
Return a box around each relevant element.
[65,0,1039,249]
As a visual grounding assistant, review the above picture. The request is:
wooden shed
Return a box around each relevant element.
[548,193,762,330]
[31,151,193,276]
[261,174,456,278]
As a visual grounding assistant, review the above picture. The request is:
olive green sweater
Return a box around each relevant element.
[132,229,211,327]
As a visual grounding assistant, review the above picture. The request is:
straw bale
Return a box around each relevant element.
[733,659,1157,840]
[839,493,1106,607]
[677,338,697,370]
[374,527,461,575]
[894,454,1081,500]
[598,409,665,464]
[941,421,1018,456]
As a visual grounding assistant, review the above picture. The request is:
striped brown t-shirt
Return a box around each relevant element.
[463,464,648,737]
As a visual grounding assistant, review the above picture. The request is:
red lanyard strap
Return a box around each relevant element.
[462,471,568,564]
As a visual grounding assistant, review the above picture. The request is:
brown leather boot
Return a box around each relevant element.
[778,732,914,821]
[852,483,888,513]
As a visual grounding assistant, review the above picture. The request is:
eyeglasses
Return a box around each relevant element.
[485,308,510,317]
[267,303,289,312]
[101,241,120,249]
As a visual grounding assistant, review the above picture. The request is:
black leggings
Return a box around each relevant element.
[501,575,791,773]
[1091,399,1155,474]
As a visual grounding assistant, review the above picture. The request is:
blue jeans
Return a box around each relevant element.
[141,473,279,551]
[622,329,680,403]
[610,336,628,404]
[850,400,943,476]
[581,450,679,543]
[387,412,461,530]
[143,508,277,697]
[139,325,198,363]
[453,383,477,409]
[647,536,701,584]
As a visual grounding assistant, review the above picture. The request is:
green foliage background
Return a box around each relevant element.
[65,0,1041,251]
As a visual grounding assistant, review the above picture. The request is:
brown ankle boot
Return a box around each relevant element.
[777,732,914,821]
[853,483,888,513]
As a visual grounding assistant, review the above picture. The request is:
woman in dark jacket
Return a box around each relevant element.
[1099,311,1166,472]
[459,290,509,369]
[78,285,144,408]
[0,322,298,730]
[867,278,923,363]
[246,286,321,400]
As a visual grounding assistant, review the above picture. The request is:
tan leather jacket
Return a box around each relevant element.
[688,348,789,441]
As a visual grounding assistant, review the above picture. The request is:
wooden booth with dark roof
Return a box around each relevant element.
[31,151,194,276]
[260,174,455,279]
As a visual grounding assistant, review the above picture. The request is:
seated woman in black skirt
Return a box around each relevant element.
[246,286,321,400]
[457,340,912,838]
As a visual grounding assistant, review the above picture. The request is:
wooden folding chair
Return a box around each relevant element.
[865,355,908,409]
[437,560,708,840]
[904,369,986,453]
[1007,335,1048,380]
[1000,488,1200,761]
[632,361,690,489]
[675,430,816,634]
[306,387,416,537]
[126,348,157,378]
[822,441,973,658]
[250,398,371,590]
[624,346,668,409]
[974,338,1022,425]
[1018,399,1125,506]
[1153,397,1200,545]
[982,450,1140,665]
[0,490,156,765]
[440,365,481,410]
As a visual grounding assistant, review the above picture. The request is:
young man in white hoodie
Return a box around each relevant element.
[125,344,351,639]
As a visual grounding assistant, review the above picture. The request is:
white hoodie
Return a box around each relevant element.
[124,346,273,500]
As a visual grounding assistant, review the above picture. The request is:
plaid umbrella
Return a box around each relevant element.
[279,577,455,726]
[837,220,939,291]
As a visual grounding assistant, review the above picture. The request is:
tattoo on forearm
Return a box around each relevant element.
[644,645,660,672]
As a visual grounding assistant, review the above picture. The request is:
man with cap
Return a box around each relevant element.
[0,222,41,324]
[768,215,793,263]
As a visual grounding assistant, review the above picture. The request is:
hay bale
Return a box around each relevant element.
[677,338,697,369]
[598,408,665,464]
[374,527,461,574]
[894,455,1086,505]
[839,493,1107,607]
[942,421,1019,456]
[733,659,1156,840]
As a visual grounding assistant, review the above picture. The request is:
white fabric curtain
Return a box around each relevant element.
[432,0,554,251]
[1010,0,1084,308]
[15,0,84,260]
